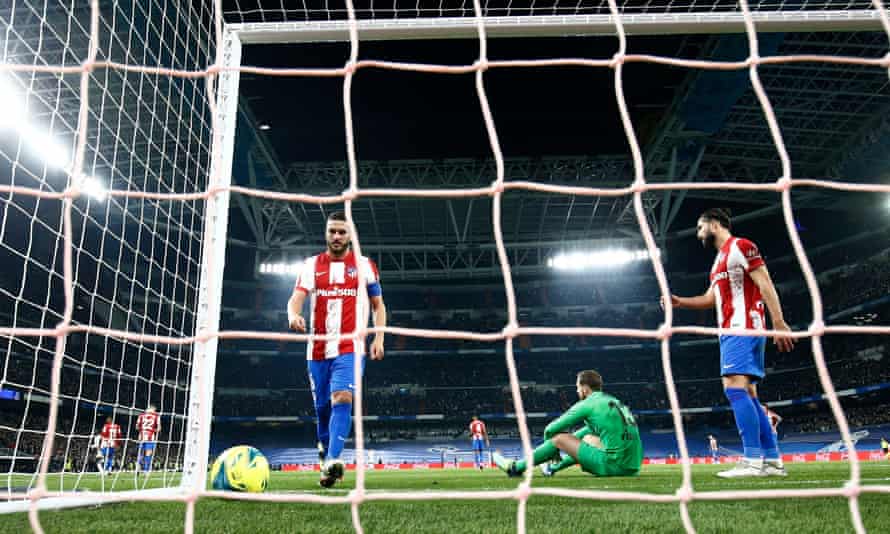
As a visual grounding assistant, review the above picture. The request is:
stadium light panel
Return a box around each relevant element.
[1,73,108,202]
[0,76,71,169]
[81,176,108,201]
[258,261,303,276]
[20,125,71,169]
[547,248,660,271]
[0,79,27,128]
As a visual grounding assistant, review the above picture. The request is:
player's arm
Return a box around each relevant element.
[369,294,386,360]
[665,287,716,310]
[543,400,589,439]
[289,259,314,332]
[749,265,794,352]
[366,259,386,361]
[288,289,308,332]
[482,425,490,447]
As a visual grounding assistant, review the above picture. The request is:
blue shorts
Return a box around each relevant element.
[100,447,114,459]
[139,442,156,456]
[307,353,365,407]
[719,335,766,382]
[472,438,485,451]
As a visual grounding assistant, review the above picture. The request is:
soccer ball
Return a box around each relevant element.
[210,445,270,492]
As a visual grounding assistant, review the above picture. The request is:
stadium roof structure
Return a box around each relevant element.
[232,28,889,280]
[2,1,888,281]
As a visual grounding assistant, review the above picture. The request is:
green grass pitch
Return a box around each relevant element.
[2,461,888,533]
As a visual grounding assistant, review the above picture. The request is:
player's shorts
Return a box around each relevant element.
[577,443,639,477]
[308,352,365,407]
[100,447,114,460]
[472,438,485,451]
[139,442,156,455]
[719,335,766,382]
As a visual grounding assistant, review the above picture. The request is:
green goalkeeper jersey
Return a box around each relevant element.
[543,391,643,470]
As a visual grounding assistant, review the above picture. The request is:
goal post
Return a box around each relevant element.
[180,27,242,493]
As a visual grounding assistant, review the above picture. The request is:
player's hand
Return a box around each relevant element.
[771,319,795,352]
[289,314,306,333]
[370,336,384,360]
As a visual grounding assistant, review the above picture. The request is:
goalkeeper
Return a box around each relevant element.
[493,370,643,478]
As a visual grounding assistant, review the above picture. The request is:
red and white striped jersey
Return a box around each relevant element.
[709,237,766,330]
[295,251,381,360]
[469,420,486,440]
[100,422,121,448]
[137,411,161,442]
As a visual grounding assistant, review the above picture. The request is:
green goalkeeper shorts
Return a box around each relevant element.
[577,442,639,477]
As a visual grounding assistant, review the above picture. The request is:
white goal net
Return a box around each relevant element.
[0,0,214,500]
[0,0,889,532]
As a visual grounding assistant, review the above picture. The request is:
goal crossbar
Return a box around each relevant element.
[231,10,890,44]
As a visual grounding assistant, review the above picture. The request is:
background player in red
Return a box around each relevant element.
[136,405,161,477]
[99,417,121,474]
[469,416,490,469]
[666,208,794,478]
[288,211,387,488]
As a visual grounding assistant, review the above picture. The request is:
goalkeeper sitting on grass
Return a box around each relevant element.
[493,370,643,478]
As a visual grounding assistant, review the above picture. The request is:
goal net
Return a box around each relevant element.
[1,0,889,532]
[0,0,214,503]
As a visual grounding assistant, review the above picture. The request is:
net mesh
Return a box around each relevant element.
[224,0,881,23]
[1,0,889,532]
[0,0,213,496]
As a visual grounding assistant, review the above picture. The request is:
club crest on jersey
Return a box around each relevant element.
[347,267,357,278]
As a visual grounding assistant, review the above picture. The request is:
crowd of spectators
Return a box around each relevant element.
[793,402,890,433]
[3,236,888,466]
[213,321,890,417]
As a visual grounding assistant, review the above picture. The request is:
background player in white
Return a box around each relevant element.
[708,434,719,462]
[91,433,105,474]
[136,405,161,477]
[665,208,794,478]
[99,417,121,474]
[288,211,387,488]
[762,403,782,438]
[469,416,490,469]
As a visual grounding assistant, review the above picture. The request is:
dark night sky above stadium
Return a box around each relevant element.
[239,35,695,163]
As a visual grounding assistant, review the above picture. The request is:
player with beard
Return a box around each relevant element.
[664,208,794,478]
[288,211,387,488]
[491,370,642,479]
